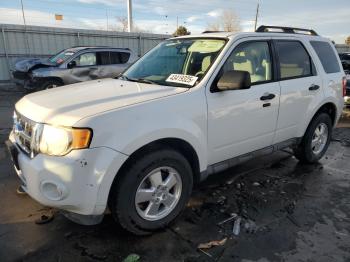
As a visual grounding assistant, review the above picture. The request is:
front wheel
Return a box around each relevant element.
[38,79,62,91]
[294,113,332,163]
[108,148,193,235]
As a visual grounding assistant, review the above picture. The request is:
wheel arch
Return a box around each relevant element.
[300,102,337,138]
[113,137,201,187]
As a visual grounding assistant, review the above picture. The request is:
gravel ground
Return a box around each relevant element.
[1,88,350,262]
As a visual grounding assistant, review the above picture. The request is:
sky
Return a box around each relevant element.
[0,0,349,43]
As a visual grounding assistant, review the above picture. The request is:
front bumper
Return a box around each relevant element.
[7,132,128,216]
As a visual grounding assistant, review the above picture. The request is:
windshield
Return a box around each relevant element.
[122,38,226,87]
[49,50,76,65]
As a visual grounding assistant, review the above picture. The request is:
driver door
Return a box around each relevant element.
[66,52,97,84]
[207,39,280,165]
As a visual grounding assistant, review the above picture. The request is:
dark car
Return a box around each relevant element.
[12,46,137,91]
[339,52,350,74]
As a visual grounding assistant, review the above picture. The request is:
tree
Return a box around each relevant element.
[117,16,128,32]
[346,36,350,46]
[109,16,150,33]
[205,10,241,33]
[222,10,241,32]
[173,26,191,36]
[206,21,221,31]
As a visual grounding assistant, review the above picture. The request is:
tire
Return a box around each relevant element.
[293,113,332,164]
[108,148,193,235]
[38,79,62,91]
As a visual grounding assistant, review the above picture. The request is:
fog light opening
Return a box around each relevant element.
[40,181,68,201]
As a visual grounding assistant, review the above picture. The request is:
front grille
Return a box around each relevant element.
[13,112,36,156]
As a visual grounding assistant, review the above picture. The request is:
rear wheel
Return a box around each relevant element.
[109,148,193,235]
[294,113,332,163]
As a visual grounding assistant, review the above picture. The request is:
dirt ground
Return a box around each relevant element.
[1,88,350,262]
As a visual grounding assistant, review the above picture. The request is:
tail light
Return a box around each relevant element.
[343,76,347,97]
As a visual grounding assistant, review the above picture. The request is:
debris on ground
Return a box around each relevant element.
[197,238,227,249]
[217,213,237,225]
[34,213,54,225]
[16,185,27,195]
[232,217,241,236]
[122,254,140,262]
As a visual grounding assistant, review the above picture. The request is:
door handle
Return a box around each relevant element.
[309,84,320,91]
[260,93,275,101]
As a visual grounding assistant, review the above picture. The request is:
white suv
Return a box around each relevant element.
[6,26,346,235]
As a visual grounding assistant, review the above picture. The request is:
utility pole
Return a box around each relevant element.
[254,0,260,31]
[127,0,133,32]
[20,0,31,55]
[106,9,109,31]
[20,0,27,27]
[176,16,178,31]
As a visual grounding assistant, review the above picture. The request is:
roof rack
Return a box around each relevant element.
[202,30,225,34]
[256,25,318,36]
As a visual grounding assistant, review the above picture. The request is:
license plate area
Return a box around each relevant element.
[5,140,20,171]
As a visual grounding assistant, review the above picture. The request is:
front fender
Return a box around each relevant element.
[76,90,208,172]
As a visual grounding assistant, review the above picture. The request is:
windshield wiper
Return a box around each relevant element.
[118,75,159,85]
[134,78,159,85]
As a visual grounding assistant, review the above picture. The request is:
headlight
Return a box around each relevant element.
[39,125,92,156]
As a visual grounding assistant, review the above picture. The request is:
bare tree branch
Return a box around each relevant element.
[205,10,241,33]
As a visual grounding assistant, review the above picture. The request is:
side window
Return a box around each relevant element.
[73,53,96,67]
[110,52,131,64]
[120,52,131,63]
[222,41,272,84]
[110,52,121,64]
[310,41,340,74]
[98,51,111,65]
[275,41,312,79]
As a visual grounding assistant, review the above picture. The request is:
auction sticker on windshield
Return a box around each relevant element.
[166,74,198,86]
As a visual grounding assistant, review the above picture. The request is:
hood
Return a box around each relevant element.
[15,58,55,72]
[16,78,188,126]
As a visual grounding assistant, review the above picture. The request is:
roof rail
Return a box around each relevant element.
[256,25,318,36]
[202,30,225,34]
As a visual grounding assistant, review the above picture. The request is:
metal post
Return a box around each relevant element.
[127,0,133,32]
[254,0,260,31]
[138,34,142,57]
[1,27,13,80]
[77,32,80,46]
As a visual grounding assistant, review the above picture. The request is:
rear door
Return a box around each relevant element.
[309,40,345,108]
[109,51,131,77]
[272,38,324,144]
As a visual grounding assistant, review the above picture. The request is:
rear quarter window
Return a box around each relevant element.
[310,41,340,74]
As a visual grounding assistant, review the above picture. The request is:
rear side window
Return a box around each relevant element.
[110,52,130,64]
[98,51,110,65]
[310,41,340,74]
[275,41,313,79]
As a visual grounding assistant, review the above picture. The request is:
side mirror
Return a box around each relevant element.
[216,70,251,91]
[67,61,77,69]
